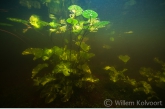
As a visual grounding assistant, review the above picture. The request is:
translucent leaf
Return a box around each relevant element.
[40,74,56,86]
[82,76,99,82]
[66,18,78,25]
[68,5,83,16]
[134,81,154,94]
[70,52,78,61]
[49,21,60,28]
[107,66,127,82]
[44,48,53,55]
[76,42,90,52]
[80,51,95,60]
[78,35,82,40]
[78,63,91,74]
[125,76,137,86]
[82,10,98,19]
[104,66,111,70]
[22,48,43,60]
[42,48,53,61]
[80,42,90,52]
[29,15,40,28]
[139,67,154,78]
[32,63,48,78]
[53,62,71,76]
[72,24,83,33]
[108,66,116,72]
[60,52,68,60]
[118,55,130,63]
[109,37,115,41]
[59,25,67,33]
[110,76,118,82]
[52,46,63,56]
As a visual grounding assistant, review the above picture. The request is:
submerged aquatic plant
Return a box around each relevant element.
[68,5,83,18]
[22,45,98,103]
[82,10,98,19]
[118,55,130,63]
[103,57,165,100]
[3,1,165,105]
[104,66,127,82]
[6,5,109,103]
[104,65,157,98]
[139,58,165,91]
[109,37,114,41]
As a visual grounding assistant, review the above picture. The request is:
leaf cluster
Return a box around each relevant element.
[22,45,97,103]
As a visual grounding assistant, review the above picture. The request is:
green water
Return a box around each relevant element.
[0,0,165,107]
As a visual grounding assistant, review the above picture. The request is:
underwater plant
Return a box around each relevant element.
[109,37,114,41]
[104,65,157,99]
[139,57,165,90]
[22,46,98,103]
[3,1,165,106]
[104,66,127,82]
[103,57,165,100]
[7,4,109,103]
[118,55,130,63]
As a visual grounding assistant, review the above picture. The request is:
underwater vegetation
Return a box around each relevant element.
[6,4,109,103]
[104,57,165,101]
[1,0,165,107]
[109,37,114,41]
[118,55,130,63]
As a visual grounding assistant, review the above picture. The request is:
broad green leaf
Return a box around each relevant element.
[52,46,63,56]
[53,62,71,76]
[68,5,83,16]
[32,63,48,78]
[66,18,78,25]
[40,74,56,86]
[42,48,53,61]
[82,10,98,19]
[75,42,90,52]
[104,66,111,70]
[22,48,43,60]
[80,51,95,60]
[29,15,40,28]
[78,63,91,74]
[118,55,130,63]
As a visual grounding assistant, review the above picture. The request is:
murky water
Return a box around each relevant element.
[0,0,165,107]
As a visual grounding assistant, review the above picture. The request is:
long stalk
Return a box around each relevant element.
[0,29,28,45]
